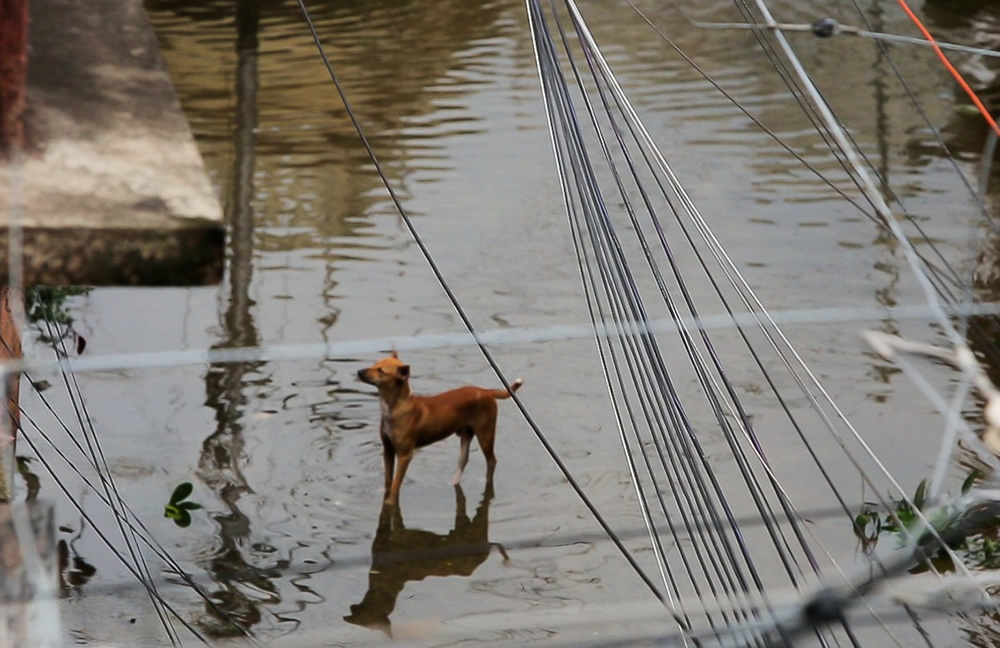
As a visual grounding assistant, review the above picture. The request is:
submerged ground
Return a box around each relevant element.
[18,0,1000,645]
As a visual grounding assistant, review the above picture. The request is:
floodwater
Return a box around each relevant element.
[17,0,1000,645]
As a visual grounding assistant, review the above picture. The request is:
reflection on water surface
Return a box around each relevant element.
[24,0,1000,645]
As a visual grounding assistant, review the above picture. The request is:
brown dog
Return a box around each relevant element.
[357,352,522,505]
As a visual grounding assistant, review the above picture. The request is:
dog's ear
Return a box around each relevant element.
[390,349,399,359]
[398,364,410,378]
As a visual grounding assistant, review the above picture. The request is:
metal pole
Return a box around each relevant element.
[0,0,28,499]
[0,0,29,154]
[0,288,20,503]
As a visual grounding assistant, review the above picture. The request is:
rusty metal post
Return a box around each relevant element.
[0,288,20,503]
[0,0,30,153]
[0,0,28,501]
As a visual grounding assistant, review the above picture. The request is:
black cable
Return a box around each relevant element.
[565,5,811,594]
[0,323,254,640]
[39,313,180,646]
[570,2,847,595]
[539,34,735,637]
[540,6,766,638]
[538,4,797,641]
[557,8,812,644]
[14,418,210,644]
[12,398,256,641]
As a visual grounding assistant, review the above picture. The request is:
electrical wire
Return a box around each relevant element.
[893,0,1000,139]
[12,360,257,640]
[13,415,210,644]
[529,1,880,643]
[39,313,180,645]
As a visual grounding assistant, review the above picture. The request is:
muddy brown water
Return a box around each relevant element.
[18,0,1000,645]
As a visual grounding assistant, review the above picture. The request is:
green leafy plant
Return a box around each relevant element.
[164,482,203,528]
[15,456,40,502]
[25,286,91,352]
[853,469,1000,570]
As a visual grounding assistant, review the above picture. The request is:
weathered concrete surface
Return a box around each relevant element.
[0,0,224,286]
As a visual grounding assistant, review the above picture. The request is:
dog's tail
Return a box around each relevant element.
[491,378,524,400]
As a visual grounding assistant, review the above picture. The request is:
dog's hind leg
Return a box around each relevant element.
[452,431,473,486]
[475,419,498,483]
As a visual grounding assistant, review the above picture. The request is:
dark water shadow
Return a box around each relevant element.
[909,2,1000,166]
[345,483,509,636]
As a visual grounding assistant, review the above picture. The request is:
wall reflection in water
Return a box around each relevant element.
[345,483,508,636]
[197,0,283,636]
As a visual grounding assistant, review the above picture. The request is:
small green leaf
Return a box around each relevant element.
[164,505,192,527]
[174,509,192,528]
[962,469,981,494]
[178,501,202,511]
[913,479,928,510]
[170,482,194,505]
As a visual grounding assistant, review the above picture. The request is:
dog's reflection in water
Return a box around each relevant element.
[344,483,509,635]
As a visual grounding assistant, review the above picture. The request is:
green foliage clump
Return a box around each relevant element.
[853,470,1000,570]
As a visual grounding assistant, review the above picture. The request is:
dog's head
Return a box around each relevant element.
[357,351,410,391]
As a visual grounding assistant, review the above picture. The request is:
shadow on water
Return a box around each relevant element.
[929,3,1000,289]
[925,1,1000,155]
[345,482,509,637]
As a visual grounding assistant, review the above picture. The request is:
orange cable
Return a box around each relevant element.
[895,0,1000,139]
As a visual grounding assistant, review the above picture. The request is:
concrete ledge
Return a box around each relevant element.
[0,0,225,286]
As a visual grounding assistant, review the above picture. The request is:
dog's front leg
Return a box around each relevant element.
[380,435,395,494]
[387,451,414,506]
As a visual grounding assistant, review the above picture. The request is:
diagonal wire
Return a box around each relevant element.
[2,309,255,639]
[540,3,900,644]
[546,3,786,638]
[627,0,977,297]
[13,412,210,644]
[893,0,1000,138]
[533,10,762,636]
[564,0,1000,636]
[12,346,257,641]
[39,312,180,645]
[567,0,821,588]
[548,2,876,644]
